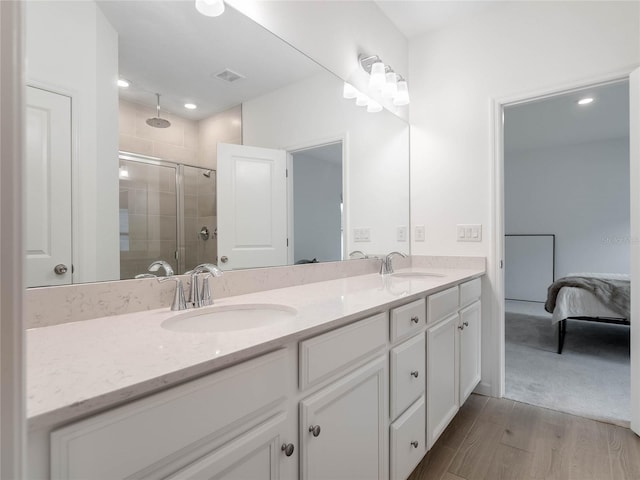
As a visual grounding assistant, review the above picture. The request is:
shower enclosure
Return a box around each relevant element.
[118,153,217,279]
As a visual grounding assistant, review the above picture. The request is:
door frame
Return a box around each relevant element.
[0,1,26,477]
[492,69,635,428]
[284,134,348,263]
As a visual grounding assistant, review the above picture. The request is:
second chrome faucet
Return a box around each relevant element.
[380,251,407,275]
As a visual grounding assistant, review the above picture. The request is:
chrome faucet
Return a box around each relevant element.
[349,250,368,259]
[186,263,224,308]
[148,260,174,277]
[380,251,407,275]
[157,276,187,311]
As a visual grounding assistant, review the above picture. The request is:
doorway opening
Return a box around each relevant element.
[502,80,631,425]
[289,141,344,264]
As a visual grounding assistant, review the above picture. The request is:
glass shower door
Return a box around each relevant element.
[118,158,178,279]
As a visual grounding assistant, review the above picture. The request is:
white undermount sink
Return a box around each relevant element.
[161,304,298,333]
[391,272,445,278]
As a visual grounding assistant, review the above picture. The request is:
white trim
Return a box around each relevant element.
[0,1,25,477]
[630,67,640,435]
[492,68,635,400]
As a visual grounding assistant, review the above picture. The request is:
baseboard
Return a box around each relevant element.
[473,381,494,397]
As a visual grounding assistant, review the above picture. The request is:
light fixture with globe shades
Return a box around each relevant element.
[358,54,410,107]
[195,0,225,17]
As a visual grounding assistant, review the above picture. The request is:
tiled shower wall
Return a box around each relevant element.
[118,100,242,170]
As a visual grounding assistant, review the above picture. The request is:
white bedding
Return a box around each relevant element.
[550,273,630,324]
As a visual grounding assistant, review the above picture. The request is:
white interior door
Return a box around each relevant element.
[217,143,288,270]
[630,67,639,436]
[25,86,72,287]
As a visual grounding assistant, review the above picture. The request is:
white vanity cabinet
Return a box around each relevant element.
[425,278,482,449]
[49,350,296,480]
[426,312,460,449]
[299,357,387,480]
[298,312,387,480]
[388,299,427,480]
[38,275,483,480]
[459,299,481,404]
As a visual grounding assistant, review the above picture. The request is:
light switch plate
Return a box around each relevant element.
[415,225,425,242]
[457,224,482,242]
[397,226,407,242]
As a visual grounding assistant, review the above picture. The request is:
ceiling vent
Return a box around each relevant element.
[214,69,245,83]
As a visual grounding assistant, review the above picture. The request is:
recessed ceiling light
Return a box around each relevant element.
[578,97,594,105]
[184,103,197,110]
[117,79,130,88]
[195,0,225,17]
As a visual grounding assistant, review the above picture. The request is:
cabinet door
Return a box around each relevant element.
[459,300,481,405]
[300,357,386,480]
[426,313,459,450]
[164,414,290,480]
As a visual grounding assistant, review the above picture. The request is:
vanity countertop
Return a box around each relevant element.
[27,266,484,430]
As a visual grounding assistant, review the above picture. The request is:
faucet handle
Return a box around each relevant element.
[158,276,187,311]
[200,274,213,307]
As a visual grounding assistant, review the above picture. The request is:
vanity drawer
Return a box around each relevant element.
[390,298,426,343]
[427,286,459,325]
[390,396,426,480]
[390,333,425,419]
[51,350,288,479]
[299,312,387,390]
[459,277,481,308]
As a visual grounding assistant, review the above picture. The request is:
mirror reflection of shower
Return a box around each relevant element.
[118,153,217,279]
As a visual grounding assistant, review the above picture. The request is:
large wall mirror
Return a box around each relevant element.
[24,1,410,287]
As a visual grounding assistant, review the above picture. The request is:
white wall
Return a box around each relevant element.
[226,0,409,120]
[506,138,630,279]
[242,71,410,257]
[409,1,640,394]
[292,151,342,263]
[25,1,119,283]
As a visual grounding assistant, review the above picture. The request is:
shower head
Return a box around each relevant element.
[146,93,171,129]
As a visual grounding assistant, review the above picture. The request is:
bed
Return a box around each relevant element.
[544,273,630,354]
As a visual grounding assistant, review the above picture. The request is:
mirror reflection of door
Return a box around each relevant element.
[216,143,288,271]
[25,86,73,287]
[291,142,343,264]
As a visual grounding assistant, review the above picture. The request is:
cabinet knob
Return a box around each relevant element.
[308,425,321,437]
[410,316,420,324]
[410,370,419,378]
[458,324,465,330]
[281,443,295,457]
[463,321,469,327]
[411,441,419,448]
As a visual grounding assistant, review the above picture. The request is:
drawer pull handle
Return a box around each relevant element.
[309,425,321,437]
[411,441,419,448]
[410,370,419,378]
[410,316,420,324]
[281,443,295,456]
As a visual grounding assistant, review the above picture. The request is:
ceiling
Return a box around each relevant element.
[374,0,503,39]
[97,1,323,120]
[504,81,629,153]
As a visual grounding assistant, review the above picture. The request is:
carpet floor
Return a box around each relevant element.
[505,302,630,425]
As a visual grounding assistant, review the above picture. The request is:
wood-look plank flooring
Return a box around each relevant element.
[408,395,640,480]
